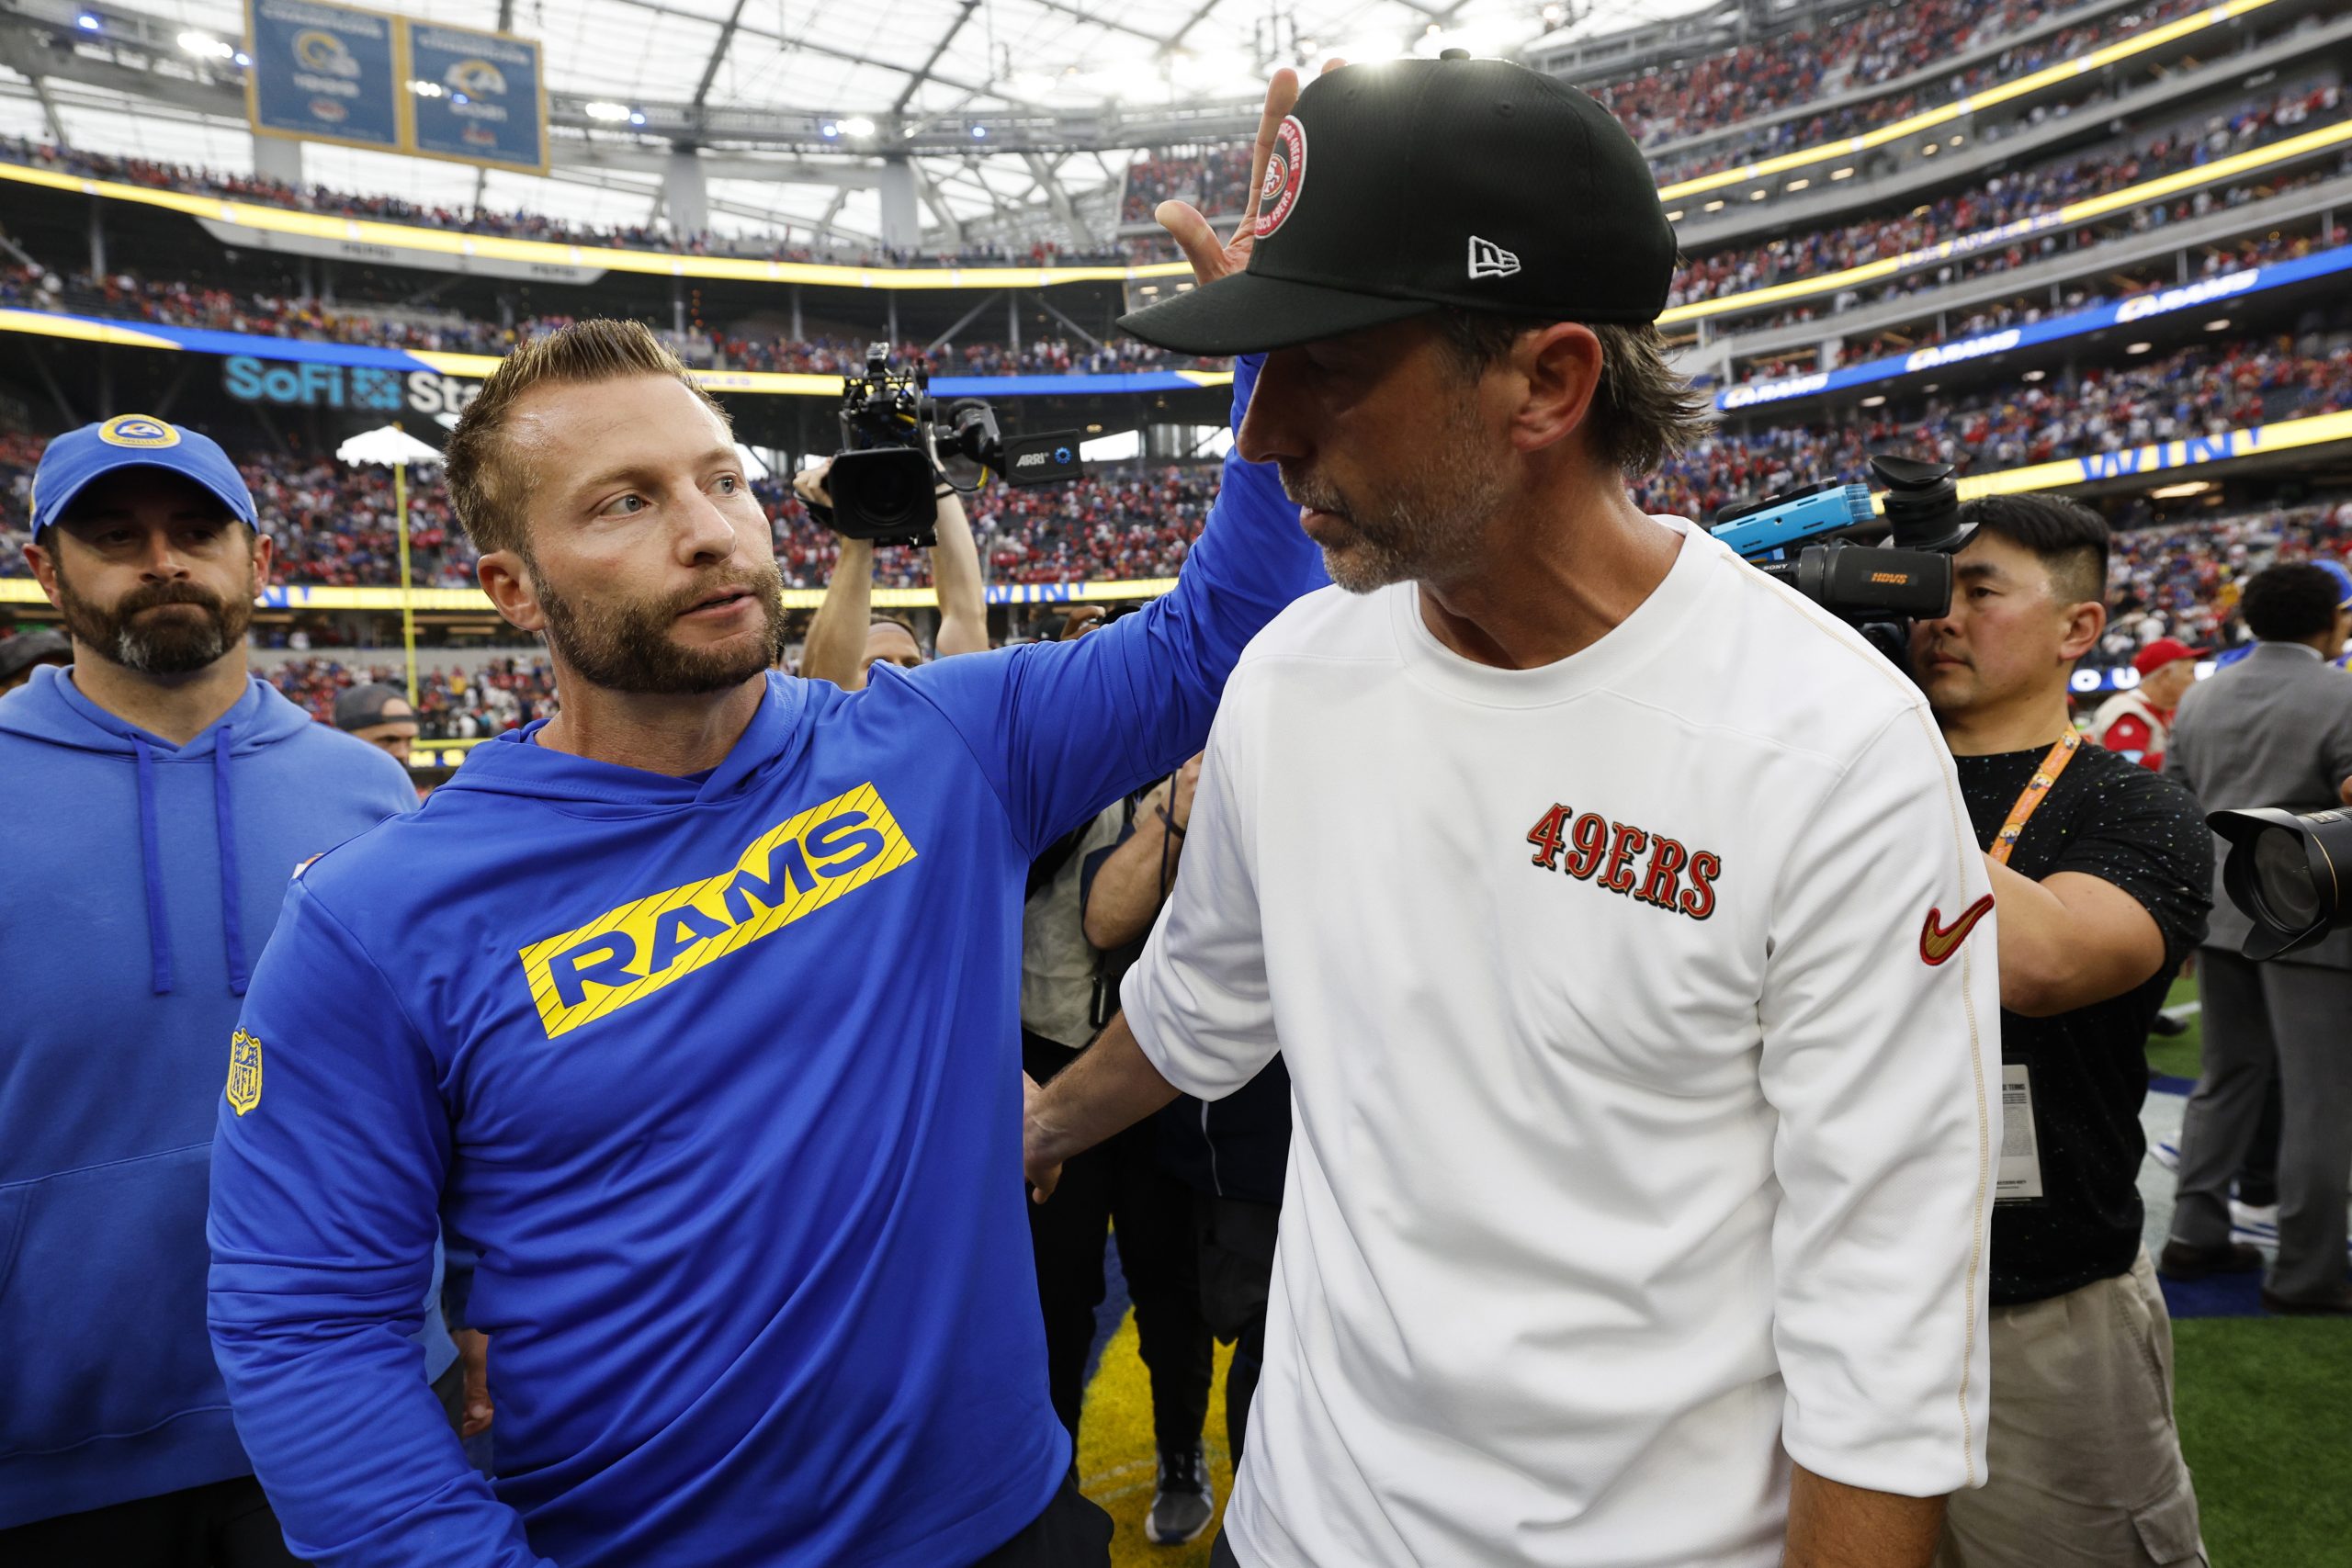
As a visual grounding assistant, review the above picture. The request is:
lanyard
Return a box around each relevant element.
[1989,729,2082,866]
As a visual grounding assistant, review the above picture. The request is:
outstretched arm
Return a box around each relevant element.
[797,460,879,691]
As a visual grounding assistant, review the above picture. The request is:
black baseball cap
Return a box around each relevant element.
[1120,55,1676,355]
[334,682,418,732]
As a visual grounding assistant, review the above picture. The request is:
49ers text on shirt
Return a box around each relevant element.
[1525,803,1720,920]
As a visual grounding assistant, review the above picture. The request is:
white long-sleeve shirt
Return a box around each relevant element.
[1124,518,1998,1568]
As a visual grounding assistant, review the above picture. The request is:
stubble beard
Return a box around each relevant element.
[1280,406,1506,595]
[533,558,789,696]
[52,561,249,676]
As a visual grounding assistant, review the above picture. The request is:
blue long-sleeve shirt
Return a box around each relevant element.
[206,359,1321,1568]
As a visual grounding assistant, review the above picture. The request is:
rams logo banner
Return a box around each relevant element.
[518,784,917,1039]
[99,414,181,449]
[226,1029,264,1116]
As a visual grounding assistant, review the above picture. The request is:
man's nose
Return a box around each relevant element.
[1236,350,1307,468]
[137,528,194,580]
[672,488,740,563]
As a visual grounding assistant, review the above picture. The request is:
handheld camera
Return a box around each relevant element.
[1709,454,1976,664]
[2208,807,2352,959]
[828,344,1085,547]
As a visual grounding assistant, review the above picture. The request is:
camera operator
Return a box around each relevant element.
[1080,758,1292,1472]
[1022,747,1215,1546]
[795,455,990,688]
[2161,561,2352,1314]
[0,417,457,1561]
[1907,494,2212,1567]
[1028,56,1997,1568]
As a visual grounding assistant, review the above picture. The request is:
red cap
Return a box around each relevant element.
[2132,637,2207,675]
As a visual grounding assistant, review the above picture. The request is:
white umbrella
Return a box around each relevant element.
[336,423,446,711]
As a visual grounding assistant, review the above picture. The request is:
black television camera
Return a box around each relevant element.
[1708,454,1977,664]
[827,344,1084,547]
[2207,807,2352,959]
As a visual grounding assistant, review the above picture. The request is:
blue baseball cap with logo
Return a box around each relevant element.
[29,414,258,539]
[2312,556,2352,608]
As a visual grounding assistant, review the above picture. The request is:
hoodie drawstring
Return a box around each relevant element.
[130,723,250,997]
[131,736,174,995]
[214,722,249,995]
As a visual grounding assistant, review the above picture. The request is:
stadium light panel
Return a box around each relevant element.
[2205,318,2231,331]
[842,117,876,138]
[1664,209,1682,221]
[2127,342,2154,354]
[971,125,988,140]
[2024,369,2047,381]
[76,13,99,29]
[2150,481,2213,499]
[178,30,234,61]
[1949,133,1965,145]
[1749,189,1767,201]
[1786,178,1809,192]
[1860,395,1887,407]
[584,101,633,121]
[1703,199,1724,211]
[1830,167,1855,180]
[820,122,841,139]
[1921,142,1939,156]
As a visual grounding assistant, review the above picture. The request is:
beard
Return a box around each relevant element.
[53,561,249,676]
[533,558,787,696]
[1279,407,1506,594]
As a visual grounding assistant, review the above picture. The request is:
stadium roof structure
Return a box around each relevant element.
[0,0,1716,252]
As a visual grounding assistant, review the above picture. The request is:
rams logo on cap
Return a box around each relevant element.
[98,415,182,449]
[1254,116,1307,240]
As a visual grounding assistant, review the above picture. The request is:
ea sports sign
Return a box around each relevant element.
[1255,117,1307,239]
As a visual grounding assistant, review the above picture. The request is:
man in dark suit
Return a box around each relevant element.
[2162,561,2352,1313]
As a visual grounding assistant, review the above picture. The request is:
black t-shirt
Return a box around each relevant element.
[1956,739,2211,1305]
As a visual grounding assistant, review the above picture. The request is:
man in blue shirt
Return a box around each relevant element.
[206,95,1324,1568]
[0,417,447,1562]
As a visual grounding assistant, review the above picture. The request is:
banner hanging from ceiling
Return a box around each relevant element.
[402,21,549,175]
[244,0,402,152]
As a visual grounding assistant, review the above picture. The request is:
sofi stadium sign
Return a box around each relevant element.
[223,355,481,415]
[1715,245,2352,412]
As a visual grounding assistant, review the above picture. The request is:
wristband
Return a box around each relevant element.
[1157,805,1186,840]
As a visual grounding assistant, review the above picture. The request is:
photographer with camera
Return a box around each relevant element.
[795,455,991,688]
[1907,494,2213,1566]
[1027,55,1997,1568]
[2161,560,2352,1315]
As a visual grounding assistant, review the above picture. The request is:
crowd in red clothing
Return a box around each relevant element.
[1669,83,2348,309]
[266,655,559,739]
[1642,338,2352,524]
[1121,145,1259,224]
[0,138,1126,270]
[1642,0,2208,182]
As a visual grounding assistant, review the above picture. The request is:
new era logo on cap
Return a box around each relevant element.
[1468,236,1521,280]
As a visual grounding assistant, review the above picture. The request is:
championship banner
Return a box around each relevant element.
[244,0,402,152]
[402,22,549,175]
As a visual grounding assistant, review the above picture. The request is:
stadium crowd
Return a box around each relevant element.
[0,137,1125,270]
[1647,336,2352,523]
[265,655,560,739]
[1668,81,2349,309]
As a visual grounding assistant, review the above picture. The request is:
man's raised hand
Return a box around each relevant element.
[1154,61,1347,288]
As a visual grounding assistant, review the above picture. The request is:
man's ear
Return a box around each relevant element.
[24,540,62,611]
[1511,323,1604,457]
[478,550,546,633]
[2059,597,2108,664]
[246,527,276,597]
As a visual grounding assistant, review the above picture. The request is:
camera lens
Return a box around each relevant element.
[2253,827,2320,928]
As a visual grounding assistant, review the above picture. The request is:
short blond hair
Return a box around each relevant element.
[444,318,732,556]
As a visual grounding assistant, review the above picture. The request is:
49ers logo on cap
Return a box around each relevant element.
[1254,116,1307,239]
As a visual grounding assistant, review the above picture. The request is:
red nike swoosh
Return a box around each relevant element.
[1920,894,1995,966]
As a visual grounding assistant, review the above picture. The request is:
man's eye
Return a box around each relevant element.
[716,475,740,494]
[601,494,648,516]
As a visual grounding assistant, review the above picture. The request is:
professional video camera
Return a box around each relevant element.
[828,344,1084,547]
[2206,807,2352,959]
[1709,454,1977,663]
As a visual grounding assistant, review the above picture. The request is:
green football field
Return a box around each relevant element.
[1079,974,2352,1566]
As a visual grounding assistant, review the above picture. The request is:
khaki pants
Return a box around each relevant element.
[1938,1247,2207,1568]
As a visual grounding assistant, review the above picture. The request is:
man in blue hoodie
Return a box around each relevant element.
[0,416,454,1561]
[207,78,1327,1568]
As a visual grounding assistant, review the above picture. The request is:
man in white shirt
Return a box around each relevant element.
[1024,55,1998,1568]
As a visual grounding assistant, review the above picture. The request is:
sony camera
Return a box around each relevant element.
[828,344,1084,547]
[2207,807,2352,959]
[1709,454,1977,664]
